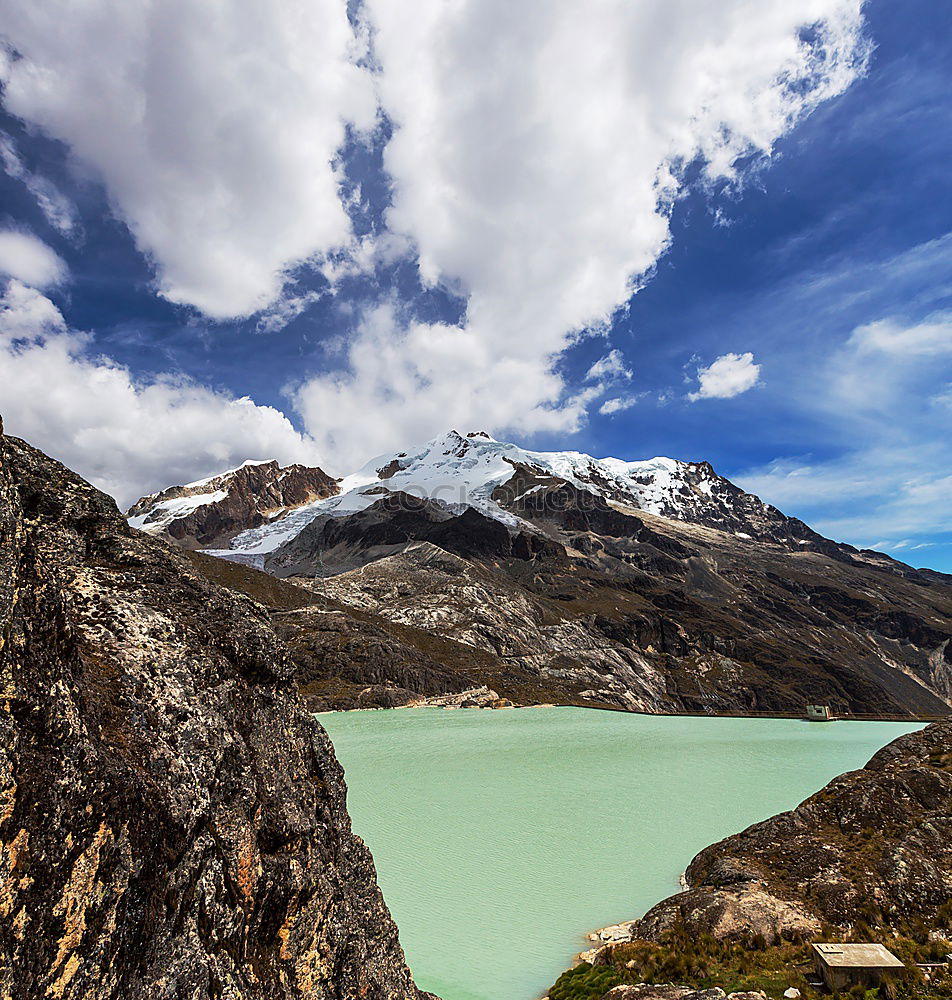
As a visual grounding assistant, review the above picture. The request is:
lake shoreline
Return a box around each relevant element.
[321,706,924,1000]
[314,696,948,724]
[579,873,692,965]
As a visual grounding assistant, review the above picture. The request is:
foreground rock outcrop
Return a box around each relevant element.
[550,723,952,999]
[0,423,430,1000]
[584,720,952,955]
[675,719,952,934]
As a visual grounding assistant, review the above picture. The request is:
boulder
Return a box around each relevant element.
[632,885,820,945]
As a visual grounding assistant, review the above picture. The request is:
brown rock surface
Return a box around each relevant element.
[261,482,952,718]
[633,887,821,946]
[127,460,339,548]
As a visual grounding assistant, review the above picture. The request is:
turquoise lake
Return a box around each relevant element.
[320,707,922,1000]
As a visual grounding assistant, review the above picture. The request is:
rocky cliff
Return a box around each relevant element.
[0,422,430,1000]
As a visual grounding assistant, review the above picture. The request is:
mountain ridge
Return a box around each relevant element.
[128,429,952,719]
[130,429,937,574]
[127,457,339,549]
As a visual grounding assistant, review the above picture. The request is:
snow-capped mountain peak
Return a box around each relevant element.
[171,428,807,564]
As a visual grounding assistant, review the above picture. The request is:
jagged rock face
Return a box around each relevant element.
[179,549,517,713]
[0,425,428,1000]
[176,429,904,565]
[629,721,952,943]
[127,460,339,548]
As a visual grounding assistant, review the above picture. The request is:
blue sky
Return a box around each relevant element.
[0,0,950,570]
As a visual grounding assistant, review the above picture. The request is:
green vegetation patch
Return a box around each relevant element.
[549,962,624,1000]
[547,923,952,1000]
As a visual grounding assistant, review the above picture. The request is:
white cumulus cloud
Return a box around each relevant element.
[0,0,377,318]
[0,229,66,288]
[0,280,320,507]
[298,0,866,462]
[0,0,869,468]
[688,351,762,401]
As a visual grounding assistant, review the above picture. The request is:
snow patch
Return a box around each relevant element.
[128,489,229,533]
[183,458,274,490]
[135,428,763,561]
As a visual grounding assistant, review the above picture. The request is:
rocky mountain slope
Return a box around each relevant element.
[127,459,339,548]
[131,430,952,718]
[169,429,879,561]
[0,421,430,1000]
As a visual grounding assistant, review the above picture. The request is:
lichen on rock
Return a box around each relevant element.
[0,420,432,1000]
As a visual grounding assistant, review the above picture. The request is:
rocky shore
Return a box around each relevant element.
[645,720,952,939]
[549,720,952,999]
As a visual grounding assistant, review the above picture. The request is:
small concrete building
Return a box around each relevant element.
[812,942,905,991]
[805,704,834,721]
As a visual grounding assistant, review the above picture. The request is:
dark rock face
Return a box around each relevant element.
[127,460,340,548]
[181,546,533,713]
[630,721,952,943]
[272,605,478,712]
[267,493,563,577]
[0,425,429,1000]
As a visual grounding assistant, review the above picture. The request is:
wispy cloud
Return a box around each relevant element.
[585,349,632,383]
[736,305,952,554]
[0,132,76,234]
[599,395,642,416]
